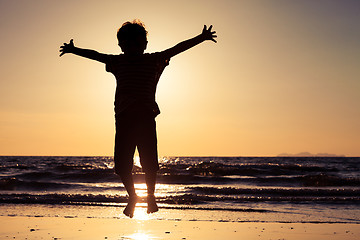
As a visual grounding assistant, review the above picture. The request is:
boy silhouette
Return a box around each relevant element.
[60,20,217,218]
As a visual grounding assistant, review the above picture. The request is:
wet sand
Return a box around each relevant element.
[0,215,359,240]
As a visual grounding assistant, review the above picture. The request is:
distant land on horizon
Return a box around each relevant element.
[278,152,346,157]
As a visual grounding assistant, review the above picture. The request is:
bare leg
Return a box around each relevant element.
[119,172,138,218]
[145,171,158,214]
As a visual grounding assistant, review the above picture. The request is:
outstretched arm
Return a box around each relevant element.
[59,39,109,63]
[164,25,217,59]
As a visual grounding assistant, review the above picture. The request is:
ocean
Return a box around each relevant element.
[0,156,359,223]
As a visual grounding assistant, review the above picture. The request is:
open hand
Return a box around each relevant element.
[59,39,75,56]
[201,25,217,43]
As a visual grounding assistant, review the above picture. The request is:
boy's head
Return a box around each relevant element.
[117,20,148,55]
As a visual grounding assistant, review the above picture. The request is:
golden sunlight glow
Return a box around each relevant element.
[124,232,153,240]
[132,207,150,221]
[134,183,148,197]
[0,1,359,156]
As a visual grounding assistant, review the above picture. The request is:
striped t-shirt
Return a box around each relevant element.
[105,52,170,116]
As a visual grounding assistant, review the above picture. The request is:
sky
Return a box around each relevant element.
[0,0,359,157]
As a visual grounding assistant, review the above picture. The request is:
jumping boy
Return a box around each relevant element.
[59,20,217,218]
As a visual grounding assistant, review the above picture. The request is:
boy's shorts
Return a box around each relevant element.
[114,110,159,175]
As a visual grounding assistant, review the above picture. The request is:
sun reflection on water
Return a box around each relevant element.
[134,183,148,197]
[123,232,153,240]
[132,206,150,221]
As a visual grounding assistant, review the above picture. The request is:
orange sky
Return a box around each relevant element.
[0,0,359,156]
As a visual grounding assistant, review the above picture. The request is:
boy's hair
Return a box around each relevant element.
[117,20,148,44]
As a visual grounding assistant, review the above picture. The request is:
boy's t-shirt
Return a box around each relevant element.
[105,52,170,116]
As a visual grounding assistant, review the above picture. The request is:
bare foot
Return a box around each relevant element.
[147,194,158,214]
[123,195,138,218]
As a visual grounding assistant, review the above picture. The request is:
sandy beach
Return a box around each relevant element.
[1,214,359,240]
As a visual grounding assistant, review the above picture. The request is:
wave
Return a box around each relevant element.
[0,177,87,191]
[158,161,340,177]
[301,174,360,187]
[0,177,125,192]
[1,172,359,193]
[188,186,360,197]
[158,173,360,187]
[1,192,358,207]
[1,157,359,202]
[3,158,345,178]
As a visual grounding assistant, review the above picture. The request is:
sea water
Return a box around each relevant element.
[0,156,359,223]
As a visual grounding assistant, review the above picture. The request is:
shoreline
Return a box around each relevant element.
[1,215,359,240]
[0,204,359,240]
[1,203,359,224]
